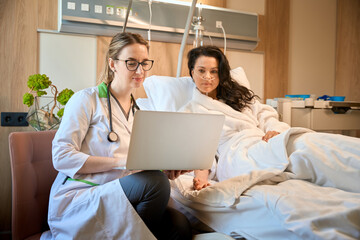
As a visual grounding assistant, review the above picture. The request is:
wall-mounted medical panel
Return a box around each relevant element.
[59,0,259,51]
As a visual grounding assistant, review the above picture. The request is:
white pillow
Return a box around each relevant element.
[139,75,195,111]
[137,67,250,111]
[230,66,251,89]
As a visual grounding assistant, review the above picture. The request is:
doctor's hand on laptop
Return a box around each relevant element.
[163,170,192,180]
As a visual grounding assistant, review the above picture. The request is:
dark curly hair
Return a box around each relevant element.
[187,46,259,112]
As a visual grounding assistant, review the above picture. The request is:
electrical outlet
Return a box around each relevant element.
[216,21,222,28]
[1,112,29,127]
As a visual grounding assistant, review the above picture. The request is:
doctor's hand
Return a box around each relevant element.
[162,170,192,180]
[262,131,280,142]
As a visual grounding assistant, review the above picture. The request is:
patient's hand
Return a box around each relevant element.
[193,177,210,190]
[193,170,211,190]
[262,131,280,142]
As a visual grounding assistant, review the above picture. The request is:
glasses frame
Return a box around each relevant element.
[115,59,154,71]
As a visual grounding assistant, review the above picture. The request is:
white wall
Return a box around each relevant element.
[39,32,97,94]
[288,0,337,97]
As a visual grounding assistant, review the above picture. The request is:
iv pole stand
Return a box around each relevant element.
[176,0,198,78]
[122,0,133,33]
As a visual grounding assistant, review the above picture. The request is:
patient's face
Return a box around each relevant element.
[192,56,219,99]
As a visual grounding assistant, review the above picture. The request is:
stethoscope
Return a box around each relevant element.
[106,81,140,142]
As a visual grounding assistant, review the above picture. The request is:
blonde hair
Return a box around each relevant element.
[100,32,149,85]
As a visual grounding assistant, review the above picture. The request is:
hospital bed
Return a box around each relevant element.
[136,68,360,240]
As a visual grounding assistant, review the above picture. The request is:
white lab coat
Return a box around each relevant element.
[41,83,156,240]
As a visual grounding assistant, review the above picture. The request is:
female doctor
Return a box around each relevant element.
[43,32,191,240]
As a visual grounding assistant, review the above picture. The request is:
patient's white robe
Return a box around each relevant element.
[180,88,360,195]
[42,83,156,240]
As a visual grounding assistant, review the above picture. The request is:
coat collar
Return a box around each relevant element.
[98,82,134,133]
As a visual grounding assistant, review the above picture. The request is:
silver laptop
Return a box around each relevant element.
[126,110,225,170]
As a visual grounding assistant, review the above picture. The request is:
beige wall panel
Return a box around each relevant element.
[226,0,265,14]
[0,0,38,232]
[335,0,360,101]
[148,41,193,78]
[288,0,336,97]
[264,0,290,100]
[38,0,58,30]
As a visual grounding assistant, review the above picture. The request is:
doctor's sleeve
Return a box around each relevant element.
[52,91,93,178]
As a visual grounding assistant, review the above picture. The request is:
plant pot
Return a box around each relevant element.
[26,96,60,131]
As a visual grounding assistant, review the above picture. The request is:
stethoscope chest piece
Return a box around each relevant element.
[107,131,119,142]
[106,81,140,143]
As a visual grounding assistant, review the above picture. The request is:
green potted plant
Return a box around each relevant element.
[23,73,74,131]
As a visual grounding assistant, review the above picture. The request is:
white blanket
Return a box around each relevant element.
[171,176,360,239]
[173,88,360,207]
[246,180,360,239]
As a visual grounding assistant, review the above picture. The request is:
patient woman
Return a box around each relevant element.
[183,46,360,192]
[44,32,191,240]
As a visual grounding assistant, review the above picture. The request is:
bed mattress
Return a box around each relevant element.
[170,175,360,240]
[171,190,300,240]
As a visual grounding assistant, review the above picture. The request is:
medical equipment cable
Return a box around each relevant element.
[221,25,227,55]
[216,22,227,55]
[208,34,213,46]
[148,0,153,46]
[122,0,133,33]
[176,0,198,78]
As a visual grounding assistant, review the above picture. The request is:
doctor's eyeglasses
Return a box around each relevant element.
[115,59,154,71]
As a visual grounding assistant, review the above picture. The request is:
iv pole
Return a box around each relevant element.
[176,0,198,78]
[122,0,133,33]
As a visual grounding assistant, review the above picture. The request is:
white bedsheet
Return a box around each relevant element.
[171,176,360,239]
